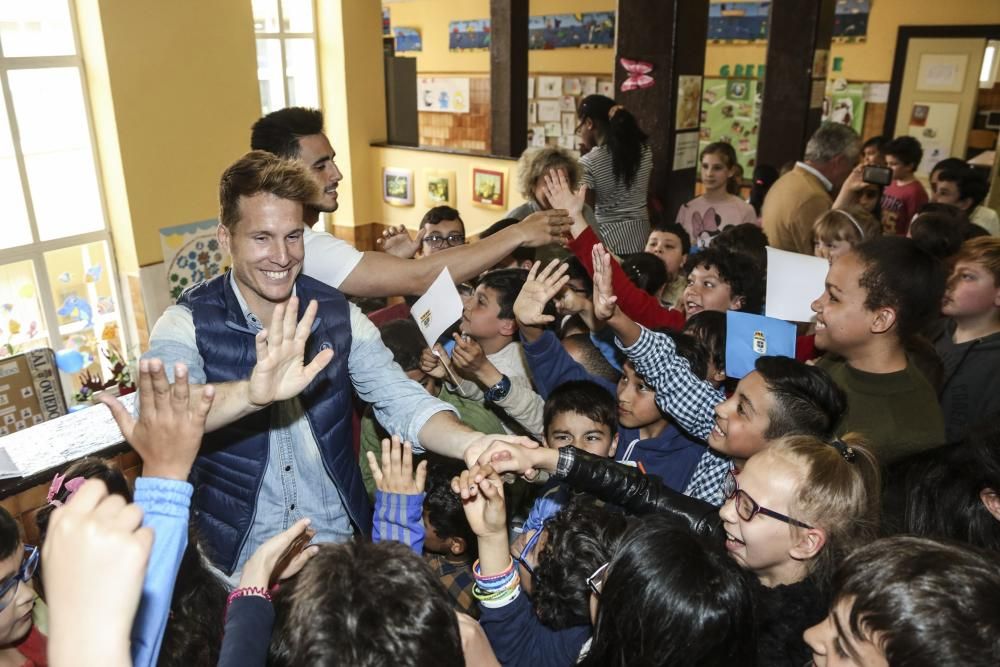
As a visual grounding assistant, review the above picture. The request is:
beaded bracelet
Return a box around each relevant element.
[473,557,515,587]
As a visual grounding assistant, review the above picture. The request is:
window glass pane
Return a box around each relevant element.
[0,0,75,57]
[0,260,50,359]
[252,0,280,33]
[7,67,103,241]
[44,241,125,389]
[0,85,31,249]
[285,38,318,109]
[256,38,286,114]
[281,0,314,32]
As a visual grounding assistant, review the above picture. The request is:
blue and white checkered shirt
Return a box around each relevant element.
[617,326,733,505]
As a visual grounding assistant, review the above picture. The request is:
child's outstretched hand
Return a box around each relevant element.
[543,168,587,221]
[98,358,214,481]
[513,260,570,329]
[591,243,619,321]
[451,465,506,539]
[366,435,427,496]
[239,517,318,590]
[419,343,449,381]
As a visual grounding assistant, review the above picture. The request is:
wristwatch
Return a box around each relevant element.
[484,374,512,403]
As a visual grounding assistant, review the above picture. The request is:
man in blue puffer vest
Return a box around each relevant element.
[144,151,534,580]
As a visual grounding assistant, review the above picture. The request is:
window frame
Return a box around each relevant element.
[252,0,323,115]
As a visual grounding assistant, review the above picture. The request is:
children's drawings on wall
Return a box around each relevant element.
[417,77,470,114]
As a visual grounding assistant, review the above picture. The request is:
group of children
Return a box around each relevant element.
[8,114,1000,667]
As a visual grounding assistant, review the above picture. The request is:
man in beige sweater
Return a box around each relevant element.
[762,123,861,254]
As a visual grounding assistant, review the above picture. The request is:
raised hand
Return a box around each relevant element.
[248,296,334,408]
[377,225,425,259]
[513,210,573,248]
[451,334,495,384]
[419,344,449,381]
[366,435,428,496]
[591,243,619,321]
[238,517,318,590]
[542,168,587,219]
[451,466,507,538]
[97,359,214,481]
[513,260,569,329]
[43,479,153,667]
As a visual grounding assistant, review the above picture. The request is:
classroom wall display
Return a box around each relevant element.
[699,77,763,170]
[393,27,422,52]
[527,73,611,153]
[906,101,959,175]
[383,168,414,207]
[707,0,870,44]
[449,20,490,51]
[528,12,615,50]
[676,75,703,131]
[471,167,507,209]
[424,169,456,207]
[822,80,866,135]
[417,77,470,113]
[537,75,563,98]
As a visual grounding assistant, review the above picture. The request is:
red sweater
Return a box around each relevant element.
[568,227,686,331]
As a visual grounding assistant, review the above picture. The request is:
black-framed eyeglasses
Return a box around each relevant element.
[587,561,609,596]
[423,233,465,249]
[511,527,543,578]
[0,545,38,612]
[723,470,813,529]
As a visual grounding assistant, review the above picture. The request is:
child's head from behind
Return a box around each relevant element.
[711,222,769,272]
[813,208,881,262]
[378,319,438,395]
[422,455,477,560]
[805,536,1000,667]
[720,434,880,588]
[0,506,35,646]
[699,141,740,193]
[682,246,764,316]
[543,380,618,457]
[812,237,946,356]
[621,252,668,297]
[908,208,965,260]
[581,514,756,667]
[35,457,132,546]
[271,541,463,667]
[532,500,629,630]
[684,310,728,387]
[943,237,1000,323]
[461,268,528,343]
[883,136,922,180]
[644,220,689,278]
[709,355,848,462]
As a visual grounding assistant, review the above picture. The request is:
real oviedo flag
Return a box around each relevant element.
[724,311,797,379]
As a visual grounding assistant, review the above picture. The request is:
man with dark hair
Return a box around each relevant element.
[145,151,529,579]
[881,135,929,236]
[249,107,570,298]
[804,536,1000,667]
[270,541,465,666]
[763,122,861,254]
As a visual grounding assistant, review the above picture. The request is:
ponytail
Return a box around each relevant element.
[578,94,648,189]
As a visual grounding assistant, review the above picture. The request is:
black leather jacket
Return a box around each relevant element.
[556,447,725,541]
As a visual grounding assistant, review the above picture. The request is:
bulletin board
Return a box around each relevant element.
[906,101,959,175]
[698,77,763,170]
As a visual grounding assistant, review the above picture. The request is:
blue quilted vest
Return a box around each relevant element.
[177,271,371,575]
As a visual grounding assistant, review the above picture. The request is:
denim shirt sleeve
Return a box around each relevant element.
[142,305,206,384]
[129,477,193,667]
[347,303,457,452]
[372,490,425,554]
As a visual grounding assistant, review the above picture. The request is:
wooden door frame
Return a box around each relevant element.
[884,24,1000,138]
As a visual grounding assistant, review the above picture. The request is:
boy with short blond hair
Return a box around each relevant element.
[930,236,1000,442]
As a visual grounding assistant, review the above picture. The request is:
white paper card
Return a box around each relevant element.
[537,100,561,122]
[764,247,829,323]
[411,267,464,348]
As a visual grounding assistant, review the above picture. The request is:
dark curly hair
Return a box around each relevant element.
[422,455,477,560]
[683,245,764,314]
[532,499,629,629]
[621,252,668,296]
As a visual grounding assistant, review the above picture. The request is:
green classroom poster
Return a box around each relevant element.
[699,77,762,171]
[822,81,866,136]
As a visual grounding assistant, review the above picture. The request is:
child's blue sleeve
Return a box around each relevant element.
[129,477,193,667]
[522,330,617,398]
[479,592,590,667]
[373,490,426,554]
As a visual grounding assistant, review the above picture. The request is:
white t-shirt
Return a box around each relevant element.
[302,225,365,289]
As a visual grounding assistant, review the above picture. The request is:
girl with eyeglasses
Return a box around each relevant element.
[0,505,44,667]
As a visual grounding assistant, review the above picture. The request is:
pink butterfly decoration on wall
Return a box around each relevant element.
[620,58,655,92]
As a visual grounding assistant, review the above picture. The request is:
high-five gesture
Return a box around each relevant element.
[542,168,587,220]
[248,296,334,408]
[591,243,619,321]
[513,260,570,330]
[98,359,214,481]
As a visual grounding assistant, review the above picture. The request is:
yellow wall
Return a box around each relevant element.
[385,0,615,75]
[83,0,261,268]
[705,0,1000,81]
[371,147,526,236]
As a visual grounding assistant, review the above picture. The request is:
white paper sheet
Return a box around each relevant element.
[764,247,829,323]
[0,392,137,478]
[410,267,464,348]
[536,100,561,122]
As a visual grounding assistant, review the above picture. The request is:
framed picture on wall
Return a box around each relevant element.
[471,167,506,209]
[424,169,456,207]
[383,168,414,207]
